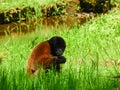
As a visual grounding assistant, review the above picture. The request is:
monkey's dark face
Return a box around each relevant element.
[48,36,66,56]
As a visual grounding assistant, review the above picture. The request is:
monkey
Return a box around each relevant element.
[26,36,66,76]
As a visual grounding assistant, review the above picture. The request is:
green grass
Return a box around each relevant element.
[0,0,120,11]
[0,0,62,19]
[0,0,61,10]
[0,8,120,90]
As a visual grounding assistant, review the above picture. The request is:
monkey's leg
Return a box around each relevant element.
[33,69,39,76]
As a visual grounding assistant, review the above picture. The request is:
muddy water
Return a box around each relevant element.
[0,13,95,36]
[0,19,37,36]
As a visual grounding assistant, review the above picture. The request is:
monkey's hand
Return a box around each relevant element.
[55,56,66,64]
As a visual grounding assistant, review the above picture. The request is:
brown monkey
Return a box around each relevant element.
[26,36,66,76]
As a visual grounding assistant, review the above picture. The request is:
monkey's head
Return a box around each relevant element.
[48,36,66,56]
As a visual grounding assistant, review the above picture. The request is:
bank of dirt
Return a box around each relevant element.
[0,0,115,36]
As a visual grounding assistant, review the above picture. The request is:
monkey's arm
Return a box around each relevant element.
[36,55,57,69]
[55,56,66,64]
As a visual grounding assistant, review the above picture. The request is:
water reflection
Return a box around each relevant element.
[0,13,95,36]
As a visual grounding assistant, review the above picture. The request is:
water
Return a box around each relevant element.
[0,13,95,36]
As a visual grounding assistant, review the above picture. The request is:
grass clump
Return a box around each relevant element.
[0,0,62,11]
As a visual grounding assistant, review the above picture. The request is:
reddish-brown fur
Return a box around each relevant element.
[26,41,57,76]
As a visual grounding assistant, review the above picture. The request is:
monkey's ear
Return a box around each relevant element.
[48,37,57,46]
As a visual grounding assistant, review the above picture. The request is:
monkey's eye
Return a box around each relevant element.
[56,48,63,56]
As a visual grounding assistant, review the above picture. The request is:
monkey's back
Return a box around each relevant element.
[26,41,52,74]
